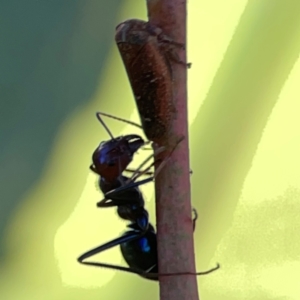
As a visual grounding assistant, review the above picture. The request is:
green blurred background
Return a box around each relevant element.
[1,0,300,299]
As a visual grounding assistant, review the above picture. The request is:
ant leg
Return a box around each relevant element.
[104,147,164,198]
[127,146,165,183]
[126,138,183,185]
[125,168,154,176]
[114,137,183,192]
[104,139,180,197]
[105,177,154,198]
[143,209,220,279]
[104,138,184,199]
[78,231,152,277]
[128,160,158,183]
[152,136,185,179]
[146,263,221,280]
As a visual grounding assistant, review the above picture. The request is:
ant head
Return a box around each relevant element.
[91,135,144,181]
[90,112,145,181]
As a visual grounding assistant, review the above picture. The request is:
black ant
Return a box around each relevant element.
[77,112,220,280]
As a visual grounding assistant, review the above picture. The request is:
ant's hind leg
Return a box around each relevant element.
[77,231,148,276]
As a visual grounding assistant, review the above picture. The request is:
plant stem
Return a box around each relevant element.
[146,1,199,299]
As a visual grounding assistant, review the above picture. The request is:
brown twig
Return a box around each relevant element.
[146,1,199,299]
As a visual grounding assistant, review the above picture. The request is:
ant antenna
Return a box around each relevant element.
[95,112,153,151]
[96,111,143,130]
[96,113,114,140]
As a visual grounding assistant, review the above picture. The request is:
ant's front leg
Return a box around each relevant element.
[125,168,154,176]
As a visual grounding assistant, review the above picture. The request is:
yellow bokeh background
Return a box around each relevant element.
[1,1,300,299]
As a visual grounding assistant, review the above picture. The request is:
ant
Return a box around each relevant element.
[77,112,220,279]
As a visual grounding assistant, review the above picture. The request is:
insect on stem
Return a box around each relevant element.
[115,19,190,146]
